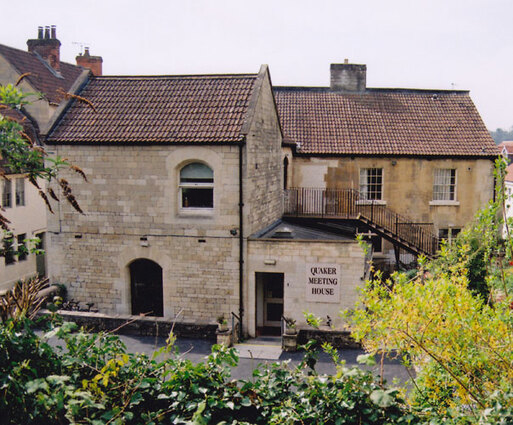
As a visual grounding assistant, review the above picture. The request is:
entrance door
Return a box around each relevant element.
[130,259,163,316]
[256,272,284,335]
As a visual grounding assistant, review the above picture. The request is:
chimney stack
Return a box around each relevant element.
[76,47,103,76]
[27,25,61,71]
[330,61,366,92]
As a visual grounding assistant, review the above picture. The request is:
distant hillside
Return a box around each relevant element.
[490,127,513,144]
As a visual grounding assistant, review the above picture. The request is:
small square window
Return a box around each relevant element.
[438,228,461,248]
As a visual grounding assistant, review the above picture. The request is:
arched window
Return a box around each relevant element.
[179,162,214,208]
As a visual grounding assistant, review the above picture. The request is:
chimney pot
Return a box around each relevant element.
[330,62,367,92]
[27,26,61,72]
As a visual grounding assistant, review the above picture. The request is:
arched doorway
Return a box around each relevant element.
[129,259,163,316]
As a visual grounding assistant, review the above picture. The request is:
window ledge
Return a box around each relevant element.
[429,200,460,206]
[356,200,387,206]
[178,208,215,218]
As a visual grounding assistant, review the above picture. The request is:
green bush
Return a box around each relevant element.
[0,316,418,424]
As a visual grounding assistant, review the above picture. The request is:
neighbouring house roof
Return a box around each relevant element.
[46,74,260,144]
[498,141,513,157]
[0,43,84,105]
[274,87,499,158]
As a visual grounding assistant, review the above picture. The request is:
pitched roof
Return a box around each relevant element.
[498,141,513,157]
[46,74,259,143]
[0,43,83,104]
[274,87,498,157]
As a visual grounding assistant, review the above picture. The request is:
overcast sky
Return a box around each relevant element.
[2,0,511,130]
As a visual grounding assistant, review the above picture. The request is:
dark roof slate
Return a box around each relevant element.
[0,43,84,104]
[274,87,499,157]
[47,74,258,143]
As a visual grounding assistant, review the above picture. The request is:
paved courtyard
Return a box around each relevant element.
[116,334,411,384]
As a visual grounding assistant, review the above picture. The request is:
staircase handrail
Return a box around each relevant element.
[284,187,439,256]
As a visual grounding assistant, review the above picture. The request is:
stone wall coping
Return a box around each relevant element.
[39,309,217,326]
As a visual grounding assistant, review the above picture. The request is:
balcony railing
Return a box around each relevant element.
[284,188,438,257]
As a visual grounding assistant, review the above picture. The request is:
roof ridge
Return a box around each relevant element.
[273,86,469,94]
[93,73,258,80]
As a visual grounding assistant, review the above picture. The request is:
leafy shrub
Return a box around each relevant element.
[0,316,418,424]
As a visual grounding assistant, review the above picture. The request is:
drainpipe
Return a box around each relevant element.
[238,141,244,341]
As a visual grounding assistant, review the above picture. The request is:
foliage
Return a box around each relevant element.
[0,277,49,322]
[0,83,85,249]
[0,313,418,425]
[348,159,513,422]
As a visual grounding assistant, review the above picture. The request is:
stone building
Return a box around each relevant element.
[276,62,499,268]
[43,61,497,336]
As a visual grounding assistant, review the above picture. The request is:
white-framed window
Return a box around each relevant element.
[2,179,12,208]
[360,168,383,200]
[15,178,25,206]
[179,162,214,209]
[433,169,456,201]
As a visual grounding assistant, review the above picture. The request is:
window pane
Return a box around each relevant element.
[360,168,383,200]
[182,188,213,208]
[180,163,213,182]
[2,179,12,208]
[433,169,456,201]
[16,178,25,206]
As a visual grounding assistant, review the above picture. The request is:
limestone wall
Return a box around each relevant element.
[291,156,495,230]
[244,72,284,235]
[47,143,242,321]
[247,238,366,336]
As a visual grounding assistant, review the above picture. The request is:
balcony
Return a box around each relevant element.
[284,188,438,257]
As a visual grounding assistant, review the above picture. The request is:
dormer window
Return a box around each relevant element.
[179,163,214,209]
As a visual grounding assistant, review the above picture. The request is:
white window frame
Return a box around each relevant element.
[430,168,459,206]
[2,179,12,208]
[359,168,384,201]
[179,162,214,210]
[15,177,25,206]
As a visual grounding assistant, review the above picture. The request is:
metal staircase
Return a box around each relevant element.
[284,188,438,258]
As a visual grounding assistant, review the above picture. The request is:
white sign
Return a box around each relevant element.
[305,264,341,303]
